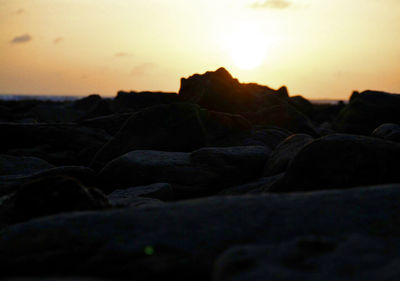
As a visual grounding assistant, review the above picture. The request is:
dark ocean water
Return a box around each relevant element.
[0,94,343,104]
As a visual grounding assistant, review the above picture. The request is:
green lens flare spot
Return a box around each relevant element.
[144,246,155,256]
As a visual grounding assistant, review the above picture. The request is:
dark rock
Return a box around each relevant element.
[78,113,132,135]
[334,90,400,135]
[91,103,252,169]
[218,174,284,195]
[1,185,400,279]
[179,67,288,114]
[26,103,84,123]
[108,183,171,207]
[265,134,314,176]
[0,155,54,176]
[289,95,315,118]
[0,123,111,166]
[372,123,400,142]
[243,104,319,136]
[98,146,270,195]
[111,91,179,113]
[242,127,292,149]
[214,235,400,281]
[72,94,102,111]
[0,175,110,227]
[274,134,400,192]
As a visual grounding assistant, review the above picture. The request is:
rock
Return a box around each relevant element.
[1,185,400,279]
[218,174,284,195]
[288,95,315,118]
[274,134,400,192]
[214,235,400,281]
[372,123,400,142]
[0,175,110,227]
[78,113,132,135]
[99,146,270,195]
[26,103,84,123]
[243,104,319,136]
[0,166,97,197]
[0,155,54,176]
[111,91,179,113]
[72,94,103,111]
[91,103,252,169]
[0,123,111,166]
[264,134,314,176]
[242,127,292,149]
[334,90,400,135]
[179,67,288,114]
[108,183,173,206]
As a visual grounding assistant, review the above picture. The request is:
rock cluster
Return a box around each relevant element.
[1,68,399,280]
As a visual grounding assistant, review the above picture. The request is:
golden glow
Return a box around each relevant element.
[225,23,268,70]
[0,0,399,99]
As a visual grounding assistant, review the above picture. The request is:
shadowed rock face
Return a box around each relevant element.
[1,185,400,280]
[179,67,289,114]
[334,90,400,135]
[91,103,252,170]
[274,134,400,192]
[372,123,400,142]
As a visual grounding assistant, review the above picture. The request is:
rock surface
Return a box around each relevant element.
[372,123,400,142]
[1,185,400,280]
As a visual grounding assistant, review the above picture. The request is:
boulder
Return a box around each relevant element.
[334,90,400,135]
[242,127,292,149]
[108,183,173,206]
[111,91,179,113]
[179,67,288,114]
[288,95,315,118]
[0,123,111,166]
[274,134,400,192]
[91,103,252,169]
[264,134,314,176]
[214,235,400,281]
[243,104,319,136]
[0,175,110,227]
[218,174,284,195]
[1,185,400,279]
[372,123,400,142]
[0,155,54,176]
[98,146,270,195]
[78,113,132,135]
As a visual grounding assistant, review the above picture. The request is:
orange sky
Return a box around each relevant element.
[0,0,399,99]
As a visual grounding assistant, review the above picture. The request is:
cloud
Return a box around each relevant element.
[251,0,292,9]
[10,34,32,44]
[131,63,156,76]
[115,52,132,58]
[53,37,64,44]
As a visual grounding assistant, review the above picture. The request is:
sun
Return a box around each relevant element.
[224,23,268,70]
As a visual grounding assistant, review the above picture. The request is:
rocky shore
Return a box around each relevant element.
[1,68,400,281]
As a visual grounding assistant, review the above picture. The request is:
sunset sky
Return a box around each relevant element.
[0,0,399,99]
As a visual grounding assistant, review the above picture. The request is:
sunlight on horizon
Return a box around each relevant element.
[0,0,399,99]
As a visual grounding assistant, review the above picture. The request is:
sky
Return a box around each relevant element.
[0,0,399,99]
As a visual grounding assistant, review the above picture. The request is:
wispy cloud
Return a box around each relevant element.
[10,34,32,44]
[53,37,64,44]
[115,52,132,58]
[251,0,292,9]
[131,63,156,76]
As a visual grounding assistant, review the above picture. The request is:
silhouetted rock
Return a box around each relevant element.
[91,103,252,169]
[0,175,110,227]
[1,185,400,279]
[179,67,289,114]
[72,94,102,111]
[98,146,270,195]
[243,127,292,149]
[334,90,400,135]
[264,134,314,176]
[372,123,400,142]
[108,183,173,206]
[0,123,111,166]
[218,174,284,195]
[26,103,84,123]
[0,155,54,176]
[243,104,319,136]
[289,95,315,117]
[274,134,400,192]
[214,235,400,281]
[78,112,132,135]
[111,91,179,112]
